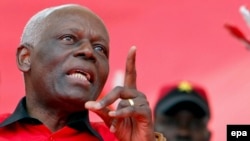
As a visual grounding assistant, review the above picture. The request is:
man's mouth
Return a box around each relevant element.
[67,69,92,83]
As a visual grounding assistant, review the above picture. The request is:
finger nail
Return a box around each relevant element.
[85,101,102,110]
[131,45,136,49]
[110,125,116,133]
[94,102,102,109]
[108,111,116,117]
[131,45,137,50]
[85,102,92,109]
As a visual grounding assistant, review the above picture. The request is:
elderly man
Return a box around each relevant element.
[0,4,165,141]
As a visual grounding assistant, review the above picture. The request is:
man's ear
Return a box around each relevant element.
[16,45,31,72]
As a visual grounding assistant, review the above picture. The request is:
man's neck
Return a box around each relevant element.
[26,99,73,132]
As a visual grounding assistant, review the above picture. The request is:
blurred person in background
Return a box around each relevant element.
[154,81,211,141]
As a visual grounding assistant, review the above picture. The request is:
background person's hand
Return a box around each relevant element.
[85,46,155,141]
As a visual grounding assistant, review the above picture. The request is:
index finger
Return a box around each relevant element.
[124,46,137,89]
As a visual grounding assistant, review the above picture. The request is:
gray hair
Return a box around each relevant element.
[20,4,86,46]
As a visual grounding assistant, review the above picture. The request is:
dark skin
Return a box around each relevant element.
[155,110,210,141]
[16,4,154,141]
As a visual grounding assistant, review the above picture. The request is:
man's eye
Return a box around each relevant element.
[60,35,76,44]
[94,44,106,54]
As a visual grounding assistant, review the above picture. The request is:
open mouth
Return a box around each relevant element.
[67,69,93,83]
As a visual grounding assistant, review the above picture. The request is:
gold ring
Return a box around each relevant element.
[128,99,134,106]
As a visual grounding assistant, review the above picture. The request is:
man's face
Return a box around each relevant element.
[155,110,210,141]
[27,7,110,110]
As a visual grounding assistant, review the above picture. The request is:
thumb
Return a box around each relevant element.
[85,101,114,127]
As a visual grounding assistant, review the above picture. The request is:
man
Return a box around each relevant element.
[154,81,211,141]
[0,4,166,141]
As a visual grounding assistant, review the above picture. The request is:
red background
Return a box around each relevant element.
[1,1,250,140]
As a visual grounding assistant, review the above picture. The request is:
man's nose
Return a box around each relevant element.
[73,41,96,62]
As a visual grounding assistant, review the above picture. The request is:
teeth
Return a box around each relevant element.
[69,73,87,81]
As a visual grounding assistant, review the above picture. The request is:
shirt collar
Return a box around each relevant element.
[0,97,103,141]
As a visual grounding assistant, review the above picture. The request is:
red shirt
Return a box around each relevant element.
[0,98,118,141]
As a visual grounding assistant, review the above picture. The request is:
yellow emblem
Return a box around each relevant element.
[177,81,193,93]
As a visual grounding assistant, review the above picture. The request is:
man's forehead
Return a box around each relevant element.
[45,7,109,39]
[21,4,109,47]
